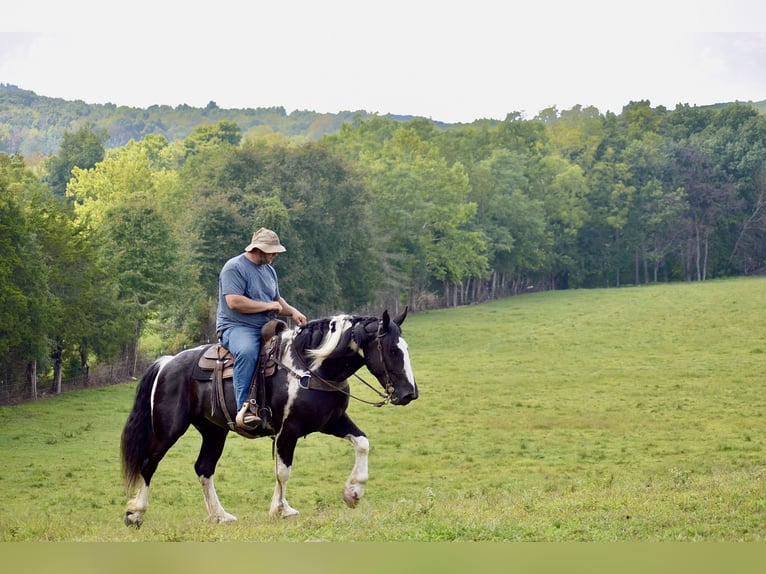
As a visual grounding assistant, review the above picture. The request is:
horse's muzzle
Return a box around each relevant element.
[391,388,418,406]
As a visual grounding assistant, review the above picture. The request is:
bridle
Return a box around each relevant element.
[281,318,396,407]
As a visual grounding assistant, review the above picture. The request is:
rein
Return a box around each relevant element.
[276,321,394,407]
[292,348,391,407]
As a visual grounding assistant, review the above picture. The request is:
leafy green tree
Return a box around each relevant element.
[540,105,606,170]
[180,138,380,323]
[618,100,667,142]
[0,154,52,398]
[470,149,550,296]
[663,103,715,141]
[270,142,380,313]
[424,122,501,198]
[618,132,684,284]
[67,140,187,366]
[182,120,242,160]
[699,105,766,274]
[584,154,637,287]
[102,202,182,360]
[531,155,589,288]
[329,115,404,164]
[45,122,108,196]
[27,193,87,390]
[639,178,687,282]
[365,127,488,307]
[669,145,739,280]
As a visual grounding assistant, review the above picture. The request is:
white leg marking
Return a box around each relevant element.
[200,475,237,523]
[343,435,369,508]
[125,480,150,527]
[269,455,299,519]
[266,340,305,519]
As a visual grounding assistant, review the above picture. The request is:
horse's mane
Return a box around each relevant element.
[296,314,373,370]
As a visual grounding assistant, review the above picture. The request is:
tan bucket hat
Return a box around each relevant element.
[244,227,287,253]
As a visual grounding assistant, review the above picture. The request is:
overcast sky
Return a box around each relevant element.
[2,1,766,124]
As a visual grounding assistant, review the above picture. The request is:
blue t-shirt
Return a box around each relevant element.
[216,253,281,333]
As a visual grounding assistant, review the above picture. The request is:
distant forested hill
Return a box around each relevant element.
[0,83,444,157]
[1,82,762,158]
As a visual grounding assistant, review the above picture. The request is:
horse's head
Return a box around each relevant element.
[357,308,419,406]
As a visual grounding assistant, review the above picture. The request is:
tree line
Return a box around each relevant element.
[0,84,426,157]
[2,99,765,402]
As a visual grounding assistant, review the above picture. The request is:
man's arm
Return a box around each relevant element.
[224,294,282,315]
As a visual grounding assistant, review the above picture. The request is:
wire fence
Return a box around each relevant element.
[0,354,152,406]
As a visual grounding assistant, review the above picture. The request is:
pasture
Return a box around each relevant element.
[1,277,765,542]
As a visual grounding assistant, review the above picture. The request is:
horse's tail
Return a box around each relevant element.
[120,358,163,494]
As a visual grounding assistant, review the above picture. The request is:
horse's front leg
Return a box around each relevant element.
[269,428,300,519]
[342,434,369,508]
[325,414,368,508]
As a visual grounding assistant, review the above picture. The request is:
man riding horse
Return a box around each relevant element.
[216,227,307,429]
[121,228,418,525]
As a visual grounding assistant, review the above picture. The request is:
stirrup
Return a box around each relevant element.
[236,402,262,429]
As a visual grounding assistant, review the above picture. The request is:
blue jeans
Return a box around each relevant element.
[221,325,262,408]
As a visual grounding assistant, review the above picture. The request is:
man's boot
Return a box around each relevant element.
[235,400,262,429]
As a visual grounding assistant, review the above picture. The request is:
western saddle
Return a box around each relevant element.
[195,319,288,435]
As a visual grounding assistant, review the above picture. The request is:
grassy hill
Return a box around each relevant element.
[1,277,765,542]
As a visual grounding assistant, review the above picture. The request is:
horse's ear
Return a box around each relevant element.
[381,310,391,331]
[393,306,408,326]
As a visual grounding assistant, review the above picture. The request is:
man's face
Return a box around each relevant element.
[258,250,277,264]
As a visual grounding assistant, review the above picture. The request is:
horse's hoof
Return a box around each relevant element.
[210,513,238,524]
[270,506,300,520]
[343,487,363,508]
[124,512,143,528]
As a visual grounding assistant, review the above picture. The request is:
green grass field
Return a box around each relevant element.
[1,277,765,541]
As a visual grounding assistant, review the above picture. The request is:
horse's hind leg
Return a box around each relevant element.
[325,414,368,508]
[194,425,237,523]
[125,413,191,526]
[125,481,150,527]
[124,436,181,527]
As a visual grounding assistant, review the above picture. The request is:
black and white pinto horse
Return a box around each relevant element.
[120,309,418,526]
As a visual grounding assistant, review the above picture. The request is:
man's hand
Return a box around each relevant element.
[276,297,307,325]
[266,301,283,313]
[291,309,308,326]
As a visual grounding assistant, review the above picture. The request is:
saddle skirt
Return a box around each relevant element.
[194,345,234,381]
